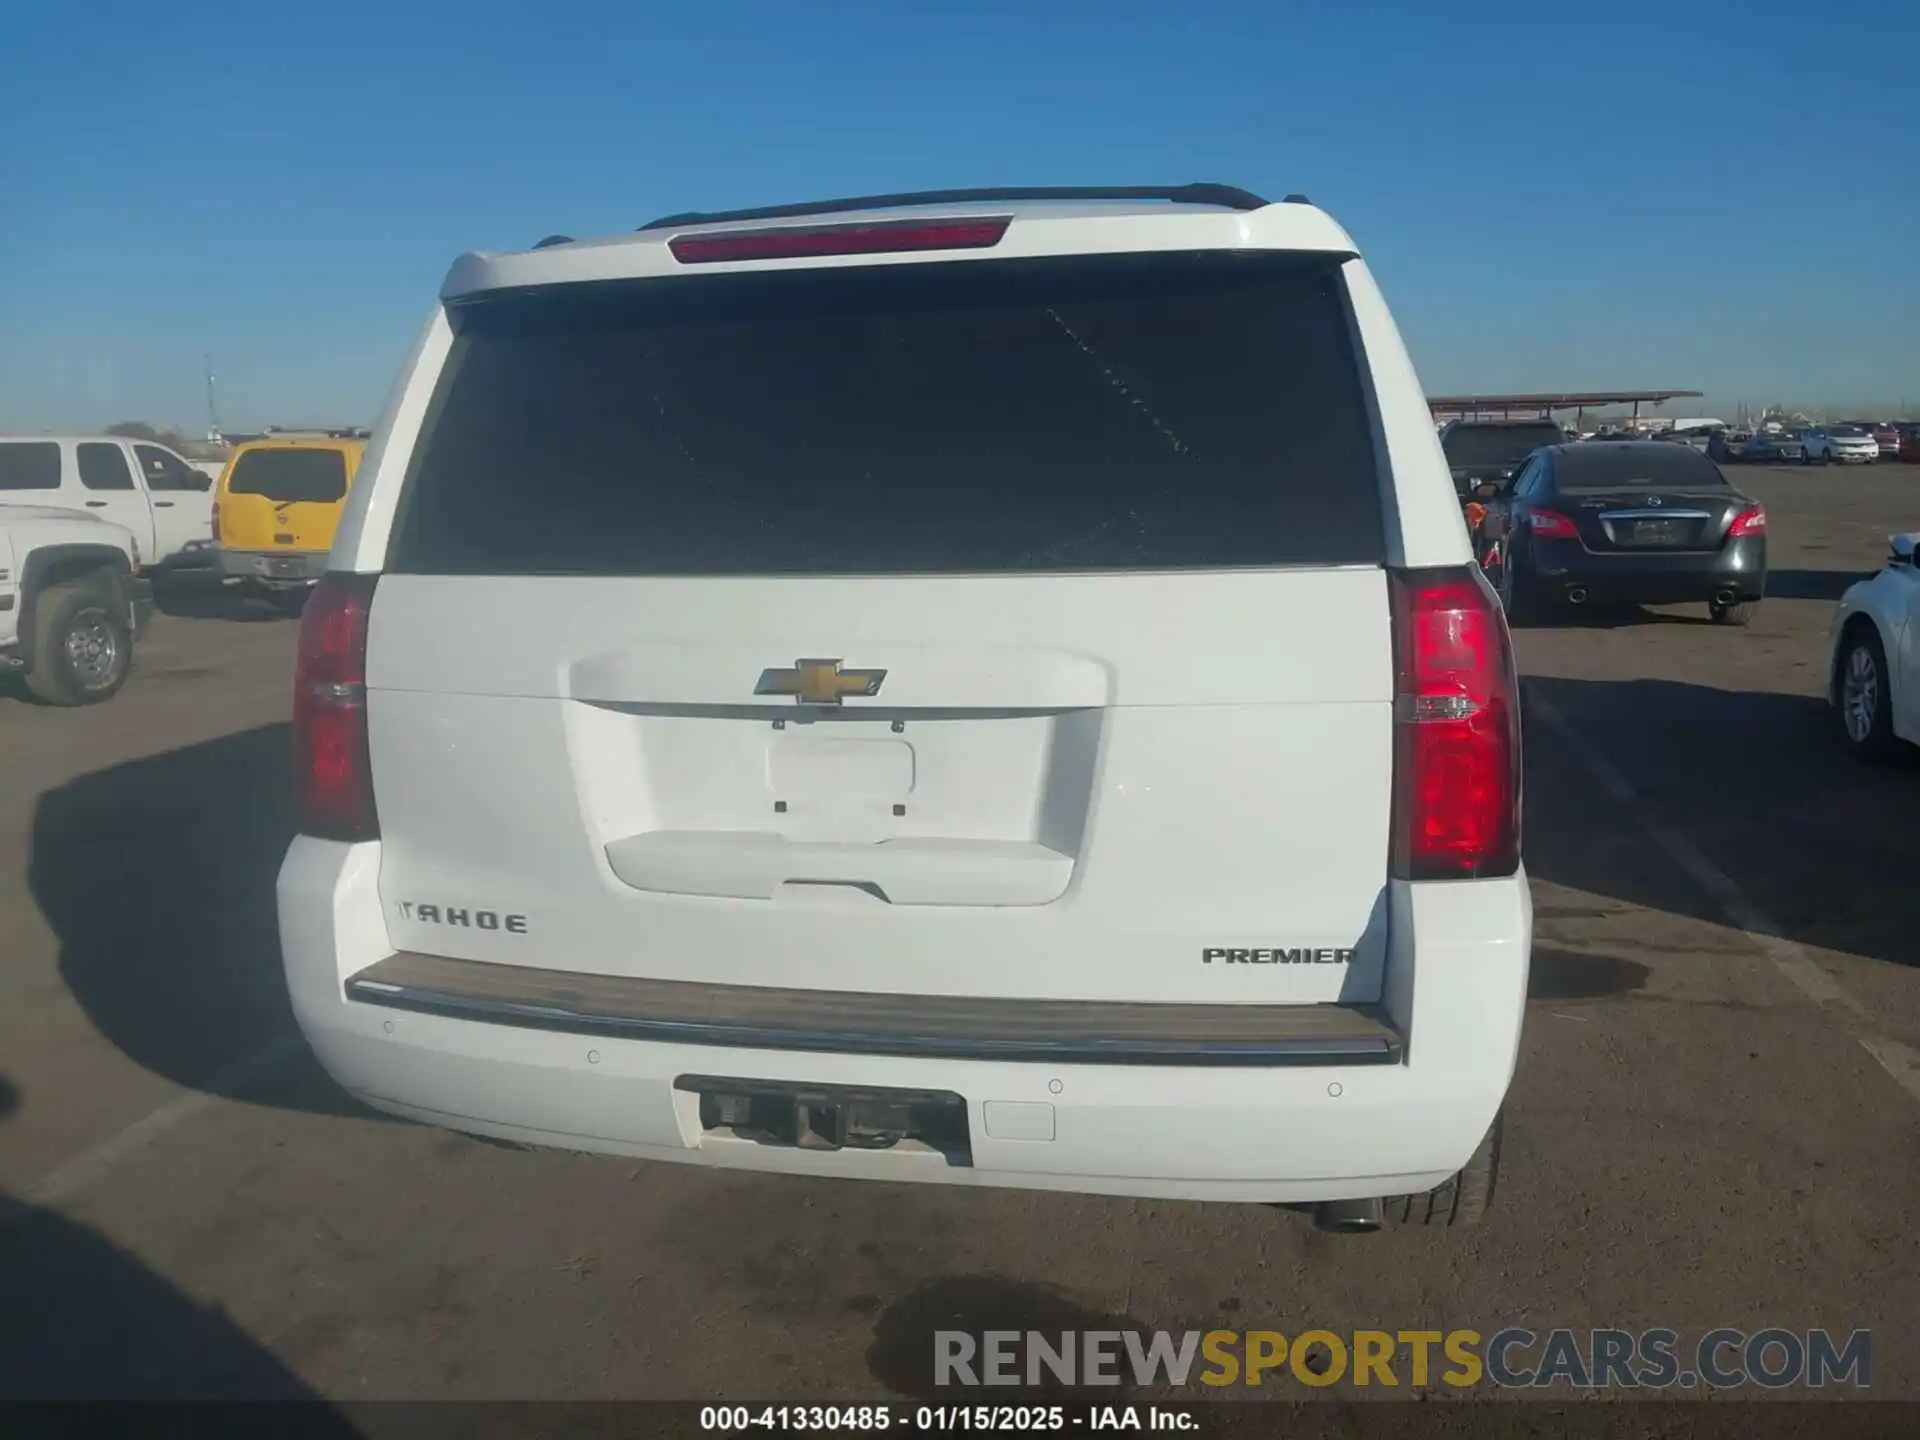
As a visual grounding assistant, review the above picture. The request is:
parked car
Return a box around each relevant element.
[1840,421,1901,458]
[1476,439,1765,625]
[1800,426,1881,465]
[1668,424,1724,454]
[1707,430,1754,463]
[213,431,368,606]
[1746,431,1806,464]
[0,436,216,575]
[1898,425,1920,463]
[1829,532,1920,759]
[276,184,1529,1232]
[1437,418,1567,501]
[0,507,153,704]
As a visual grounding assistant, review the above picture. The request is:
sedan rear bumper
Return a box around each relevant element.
[1525,534,1765,606]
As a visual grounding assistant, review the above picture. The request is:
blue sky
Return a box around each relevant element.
[2,0,1914,432]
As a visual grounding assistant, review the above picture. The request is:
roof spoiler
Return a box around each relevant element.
[637,183,1276,232]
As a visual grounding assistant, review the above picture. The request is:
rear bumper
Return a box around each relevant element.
[278,839,1531,1203]
[217,548,328,584]
[1525,534,1765,605]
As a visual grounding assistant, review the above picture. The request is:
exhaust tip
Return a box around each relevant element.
[1312,1198,1385,1234]
[1714,587,1739,607]
[1566,586,1590,604]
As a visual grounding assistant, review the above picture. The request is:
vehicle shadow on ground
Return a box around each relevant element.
[26,723,377,1117]
[1526,604,1716,630]
[1510,569,1869,630]
[0,1073,356,1412]
[1524,675,1920,971]
[1764,568,1874,602]
[153,574,296,624]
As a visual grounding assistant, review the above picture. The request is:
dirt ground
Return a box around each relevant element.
[1,465,1915,1409]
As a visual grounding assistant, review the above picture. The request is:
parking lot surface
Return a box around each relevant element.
[2,468,1917,1403]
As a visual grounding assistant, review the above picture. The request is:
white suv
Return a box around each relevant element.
[278,185,1530,1230]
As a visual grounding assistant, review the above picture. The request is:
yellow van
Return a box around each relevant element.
[214,432,367,596]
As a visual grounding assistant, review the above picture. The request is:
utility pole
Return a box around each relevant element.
[204,355,224,444]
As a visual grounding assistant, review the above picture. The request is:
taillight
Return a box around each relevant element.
[669,216,1011,265]
[1528,508,1579,540]
[1389,567,1522,881]
[1728,504,1766,537]
[293,572,379,842]
[210,500,221,544]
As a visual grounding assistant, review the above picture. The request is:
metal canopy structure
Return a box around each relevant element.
[1429,390,1704,426]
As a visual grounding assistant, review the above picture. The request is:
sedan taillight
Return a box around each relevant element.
[1529,508,1580,540]
[1728,504,1766,538]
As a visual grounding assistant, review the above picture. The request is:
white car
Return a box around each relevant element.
[1829,533,1920,759]
[276,185,1530,1230]
[1802,426,1881,465]
[0,436,216,572]
[0,507,153,704]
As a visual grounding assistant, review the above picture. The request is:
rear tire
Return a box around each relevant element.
[1709,599,1755,626]
[1494,546,1537,626]
[24,575,133,707]
[1835,625,1901,762]
[1388,1111,1503,1227]
[268,586,311,618]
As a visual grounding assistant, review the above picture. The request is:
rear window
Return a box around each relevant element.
[1555,445,1727,490]
[0,441,61,491]
[389,251,1386,576]
[226,448,348,504]
[1441,424,1564,469]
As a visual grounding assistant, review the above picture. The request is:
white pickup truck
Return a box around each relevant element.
[0,436,216,576]
[0,507,153,704]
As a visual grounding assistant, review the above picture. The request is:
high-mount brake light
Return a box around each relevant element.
[1389,567,1522,881]
[293,572,380,842]
[668,217,1012,265]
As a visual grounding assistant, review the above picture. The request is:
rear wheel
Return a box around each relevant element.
[1493,544,1537,625]
[25,575,133,706]
[267,586,311,618]
[1388,1110,1503,1227]
[1709,598,1755,626]
[1836,625,1901,761]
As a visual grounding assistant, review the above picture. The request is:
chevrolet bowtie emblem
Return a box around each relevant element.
[755,658,887,706]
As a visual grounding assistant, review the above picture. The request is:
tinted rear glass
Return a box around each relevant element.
[1441,424,1564,469]
[1555,444,1727,490]
[389,252,1385,576]
[0,442,61,491]
[227,449,347,504]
